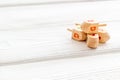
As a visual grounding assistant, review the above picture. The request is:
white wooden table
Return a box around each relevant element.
[1,0,120,80]
[0,0,120,65]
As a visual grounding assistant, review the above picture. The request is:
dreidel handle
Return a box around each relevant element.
[76,23,106,27]
[67,28,73,32]
[75,23,81,26]
[98,24,107,27]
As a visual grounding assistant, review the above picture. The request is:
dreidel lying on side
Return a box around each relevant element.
[76,20,107,34]
[98,29,110,43]
[67,28,87,41]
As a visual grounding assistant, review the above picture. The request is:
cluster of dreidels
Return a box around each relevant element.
[68,20,110,48]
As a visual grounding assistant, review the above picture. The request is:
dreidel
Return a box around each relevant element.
[98,29,110,43]
[68,20,110,49]
[67,28,87,41]
[80,20,106,34]
[87,34,99,48]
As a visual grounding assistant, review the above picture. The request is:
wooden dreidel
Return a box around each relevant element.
[87,34,99,48]
[67,28,87,41]
[98,29,110,43]
[81,20,106,34]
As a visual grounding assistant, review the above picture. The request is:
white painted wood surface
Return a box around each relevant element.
[0,0,120,65]
[0,0,103,6]
[1,52,120,80]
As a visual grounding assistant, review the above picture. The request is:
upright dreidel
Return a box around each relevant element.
[76,20,107,34]
[67,28,87,41]
[87,34,99,48]
[98,29,110,43]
